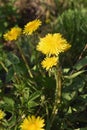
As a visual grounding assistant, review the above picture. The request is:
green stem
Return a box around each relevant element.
[16,43,33,78]
[50,67,62,127]
[0,61,8,72]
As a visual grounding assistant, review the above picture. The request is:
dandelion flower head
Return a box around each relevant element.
[41,56,58,71]
[20,115,45,130]
[3,27,22,41]
[0,110,5,120]
[23,19,42,35]
[37,33,71,56]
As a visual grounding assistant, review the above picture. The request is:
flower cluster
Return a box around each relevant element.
[3,18,71,71]
[20,115,45,130]
[3,19,42,41]
[0,110,5,120]
[37,33,71,70]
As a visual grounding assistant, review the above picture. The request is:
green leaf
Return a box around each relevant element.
[5,59,12,67]
[74,56,87,70]
[28,91,41,101]
[62,91,76,101]
[7,52,20,65]
[64,70,86,79]
[3,97,15,112]
[6,67,14,82]
[28,101,38,109]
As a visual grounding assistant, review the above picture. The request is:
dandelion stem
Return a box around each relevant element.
[50,67,62,127]
[0,61,8,72]
[16,43,33,78]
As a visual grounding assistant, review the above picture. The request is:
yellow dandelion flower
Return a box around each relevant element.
[3,27,22,41]
[41,56,58,71]
[37,33,71,55]
[20,115,45,130]
[0,110,5,120]
[23,19,42,35]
